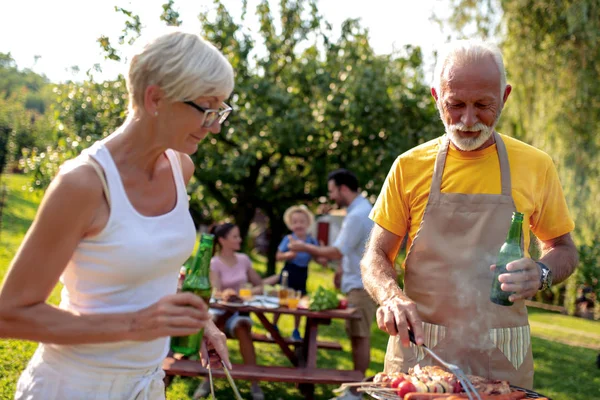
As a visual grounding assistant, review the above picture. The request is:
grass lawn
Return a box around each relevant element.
[1,173,599,400]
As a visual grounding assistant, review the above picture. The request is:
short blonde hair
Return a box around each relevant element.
[433,39,506,98]
[126,28,234,113]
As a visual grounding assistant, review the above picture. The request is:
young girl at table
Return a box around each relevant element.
[273,205,322,340]
[193,222,264,400]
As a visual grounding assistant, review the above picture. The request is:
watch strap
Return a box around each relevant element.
[536,261,550,290]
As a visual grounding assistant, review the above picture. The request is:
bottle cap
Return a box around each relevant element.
[179,266,187,274]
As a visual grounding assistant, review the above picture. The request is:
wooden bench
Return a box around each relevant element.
[163,357,363,385]
[251,332,343,351]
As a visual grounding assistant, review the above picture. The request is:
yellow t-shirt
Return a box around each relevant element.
[370,134,575,260]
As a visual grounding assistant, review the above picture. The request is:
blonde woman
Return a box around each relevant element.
[0,29,234,399]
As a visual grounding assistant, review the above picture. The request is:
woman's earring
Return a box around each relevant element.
[154,111,159,117]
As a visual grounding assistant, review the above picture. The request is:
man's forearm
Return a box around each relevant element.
[304,244,343,260]
[361,247,403,305]
[539,234,579,284]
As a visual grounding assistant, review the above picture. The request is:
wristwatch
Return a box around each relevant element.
[536,261,552,291]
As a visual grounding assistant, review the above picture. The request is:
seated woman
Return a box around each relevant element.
[194,222,264,400]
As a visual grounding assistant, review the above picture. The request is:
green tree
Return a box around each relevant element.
[31,0,439,275]
[189,0,438,273]
[23,77,128,189]
[0,52,50,105]
[160,0,182,26]
[0,52,54,174]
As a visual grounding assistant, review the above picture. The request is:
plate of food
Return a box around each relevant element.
[216,288,247,307]
[246,295,280,308]
[252,295,280,304]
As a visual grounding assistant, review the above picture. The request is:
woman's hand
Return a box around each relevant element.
[201,320,232,369]
[129,292,211,341]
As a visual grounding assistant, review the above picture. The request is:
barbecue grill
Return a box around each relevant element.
[362,376,552,399]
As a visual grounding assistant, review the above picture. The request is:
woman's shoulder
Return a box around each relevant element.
[171,150,194,184]
[53,160,106,203]
[235,252,252,265]
[210,255,224,269]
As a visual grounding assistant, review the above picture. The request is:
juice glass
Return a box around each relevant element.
[278,285,289,306]
[239,283,253,300]
[287,290,301,310]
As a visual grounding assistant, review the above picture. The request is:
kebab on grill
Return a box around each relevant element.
[372,365,511,398]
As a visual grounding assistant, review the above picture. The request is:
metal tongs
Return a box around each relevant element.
[206,349,244,400]
[221,360,244,400]
[207,363,216,399]
[408,330,482,400]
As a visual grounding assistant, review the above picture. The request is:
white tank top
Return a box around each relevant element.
[41,141,197,372]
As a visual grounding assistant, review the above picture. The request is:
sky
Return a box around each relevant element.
[0,0,451,84]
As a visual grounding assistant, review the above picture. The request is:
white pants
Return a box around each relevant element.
[15,347,165,400]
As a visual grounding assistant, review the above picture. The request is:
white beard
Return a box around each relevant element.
[446,122,493,151]
[436,102,503,151]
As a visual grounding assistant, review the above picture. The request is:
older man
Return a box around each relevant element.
[361,40,578,389]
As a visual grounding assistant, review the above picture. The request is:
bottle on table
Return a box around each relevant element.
[490,211,524,306]
[170,233,214,356]
[279,270,289,306]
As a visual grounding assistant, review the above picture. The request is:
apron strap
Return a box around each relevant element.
[430,131,512,199]
[494,131,512,197]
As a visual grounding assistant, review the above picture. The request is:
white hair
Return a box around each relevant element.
[126,28,234,113]
[433,39,506,98]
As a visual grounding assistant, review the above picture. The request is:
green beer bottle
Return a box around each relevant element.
[490,212,524,306]
[170,233,214,356]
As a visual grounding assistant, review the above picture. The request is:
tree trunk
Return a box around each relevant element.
[0,126,10,176]
[264,208,287,276]
[233,201,256,253]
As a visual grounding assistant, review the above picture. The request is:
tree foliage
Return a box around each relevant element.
[190,0,438,273]
[0,53,53,175]
[23,78,128,189]
[26,0,439,275]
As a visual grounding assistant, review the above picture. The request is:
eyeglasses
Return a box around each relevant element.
[184,101,233,127]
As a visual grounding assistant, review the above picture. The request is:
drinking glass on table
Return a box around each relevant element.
[239,283,252,300]
[278,288,289,307]
[287,290,301,310]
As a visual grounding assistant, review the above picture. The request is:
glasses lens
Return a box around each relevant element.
[203,112,218,127]
[218,110,231,124]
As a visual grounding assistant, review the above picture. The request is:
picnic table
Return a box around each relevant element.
[162,298,364,399]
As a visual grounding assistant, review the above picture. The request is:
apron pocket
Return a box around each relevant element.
[409,322,447,363]
[489,325,530,370]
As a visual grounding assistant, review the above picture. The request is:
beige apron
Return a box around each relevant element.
[384,132,534,389]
